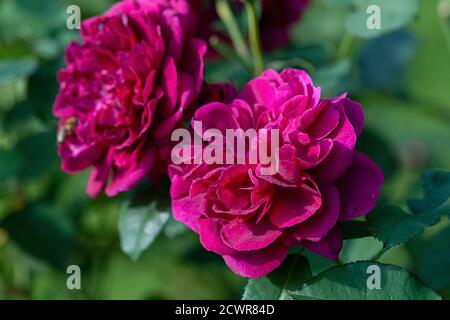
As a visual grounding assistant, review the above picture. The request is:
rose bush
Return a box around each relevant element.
[53,0,206,197]
[169,68,384,278]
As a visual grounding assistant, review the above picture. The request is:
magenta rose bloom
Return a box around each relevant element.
[169,68,383,278]
[53,0,207,197]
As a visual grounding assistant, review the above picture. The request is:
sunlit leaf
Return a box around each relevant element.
[0,58,37,84]
[243,254,312,300]
[291,262,441,300]
[119,181,171,262]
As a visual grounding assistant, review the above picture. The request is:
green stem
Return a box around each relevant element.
[438,12,450,57]
[336,32,354,60]
[245,0,264,75]
[216,0,250,61]
[209,36,253,72]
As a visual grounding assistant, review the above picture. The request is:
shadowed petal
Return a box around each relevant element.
[223,243,289,278]
[269,185,322,228]
[337,151,384,220]
[302,226,343,260]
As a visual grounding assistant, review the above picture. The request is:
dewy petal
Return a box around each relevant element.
[220,217,283,251]
[337,151,384,220]
[302,225,343,260]
[269,184,322,228]
[223,243,289,278]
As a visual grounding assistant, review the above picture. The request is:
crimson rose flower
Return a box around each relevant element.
[53,0,206,197]
[169,69,383,278]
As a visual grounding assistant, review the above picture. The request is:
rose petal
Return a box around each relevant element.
[194,102,241,133]
[221,217,283,251]
[302,225,343,260]
[223,243,289,278]
[269,184,322,228]
[239,77,277,110]
[337,151,384,220]
[105,146,155,197]
[292,184,340,241]
[199,218,235,255]
[343,99,364,137]
[310,104,357,183]
[87,150,113,197]
[217,165,252,211]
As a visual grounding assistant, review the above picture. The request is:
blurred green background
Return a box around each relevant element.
[0,0,449,299]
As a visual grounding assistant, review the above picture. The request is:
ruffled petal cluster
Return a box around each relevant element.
[169,69,384,278]
[54,0,206,197]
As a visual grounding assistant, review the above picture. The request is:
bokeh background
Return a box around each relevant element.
[0,0,449,299]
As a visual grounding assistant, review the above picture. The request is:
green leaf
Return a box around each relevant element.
[119,181,171,262]
[0,149,24,182]
[359,30,418,93]
[346,0,420,39]
[290,262,441,300]
[0,0,66,42]
[339,237,383,264]
[204,59,250,88]
[361,93,450,168]
[163,216,188,238]
[303,250,338,276]
[367,205,423,250]
[366,205,445,250]
[409,225,450,291]
[313,58,352,98]
[0,58,38,84]
[340,220,371,239]
[408,169,450,215]
[0,203,76,270]
[243,254,312,300]
[291,0,347,46]
[16,129,58,180]
[366,170,450,250]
